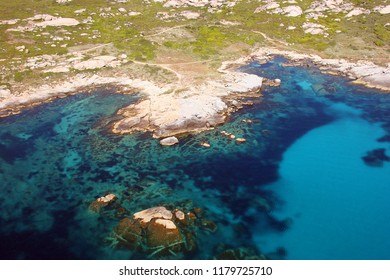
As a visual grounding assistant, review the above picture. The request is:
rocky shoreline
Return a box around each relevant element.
[0,49,389,140]
[250,47,390,92]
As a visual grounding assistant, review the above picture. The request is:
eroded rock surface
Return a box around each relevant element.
[112,68,262,138]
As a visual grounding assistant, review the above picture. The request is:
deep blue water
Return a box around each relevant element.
[0,57,389,259]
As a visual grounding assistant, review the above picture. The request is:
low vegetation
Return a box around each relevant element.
[0,0,389,87]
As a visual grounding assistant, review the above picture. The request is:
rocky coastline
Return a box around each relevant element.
[250,47,390,92]
[0,48,389,140]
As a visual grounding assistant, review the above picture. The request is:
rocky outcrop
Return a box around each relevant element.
[302,22,328,36]
[345,8,370,18]
[6,14,79,32]
[375,5,390,15]
[35,18,79,27]
[0,87,11,99]
[255,3,302,17]
[112,206,216,257]
[252,47,390,91]
[282,6,303,17]
[89,193,117,212]
[112,69,262,138]
[0,75,167,118]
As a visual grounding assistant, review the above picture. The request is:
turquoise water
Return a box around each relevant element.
[0,57,389,259]
[255,106,390,259]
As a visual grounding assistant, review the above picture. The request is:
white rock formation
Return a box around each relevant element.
[375,5,390,15]
[181,11,201,19]
[302,22,328,35]
[133,207,173,223]
[160,136,179,146]
[283,5,303,17]
[0,19,19,25]
[0,88,11,99]
[155,219,177,229]
[175,210,185,220]
[345,8,370,18]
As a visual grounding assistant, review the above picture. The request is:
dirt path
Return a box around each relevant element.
[131,60,184,83]
[251,30,290,47]
[144,25,189,38]
[130,59,214,92]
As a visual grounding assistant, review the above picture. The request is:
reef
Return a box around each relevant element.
[362,148,390,167]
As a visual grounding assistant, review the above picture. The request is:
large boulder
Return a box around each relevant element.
[283,6,303,17]
[146,219,183,249]
[159,136,179,146]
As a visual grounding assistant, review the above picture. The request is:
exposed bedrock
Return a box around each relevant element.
[112,71,263,138]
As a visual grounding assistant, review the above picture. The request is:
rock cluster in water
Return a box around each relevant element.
[111,206,217,258]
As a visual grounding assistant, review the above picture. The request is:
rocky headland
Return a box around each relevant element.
[0,0,389,140]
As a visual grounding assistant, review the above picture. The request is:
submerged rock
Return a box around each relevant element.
[362,148,390,167]
[174,210,185,220]
[235,138,246,144]
[263,78,281,87]
[201,220,218,232]
[89,193,117,212]
[200,142,211,148]
[215,246,267,260]
[159,136,179,146]
[98,193,117,203]
[377,135,390,143]
[114,218,143,250]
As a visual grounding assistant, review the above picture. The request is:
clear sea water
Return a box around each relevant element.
[0,57,389,259]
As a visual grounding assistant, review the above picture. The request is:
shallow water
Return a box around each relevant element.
[0,57,389,259]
